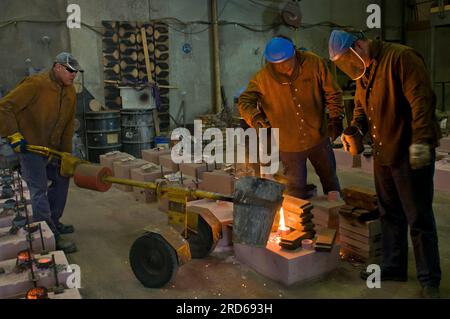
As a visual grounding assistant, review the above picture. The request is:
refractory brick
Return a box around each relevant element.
[198,170,236,196]
[112,158,149,192]
[141,149,172,165]
[130,164,169,203]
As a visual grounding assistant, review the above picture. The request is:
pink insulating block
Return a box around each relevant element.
[0,250,72,299]
[198,170,236,196]
[180,163,208,180]
[48,288,82,299]
[0,210,16,228]
[113,158,149,192]
[0,208,32,228]
[310,196,345,231]
[234,237,340,286]
[187,199,234,247]
[99,152,130,171]
[142,149,172,165]
[159,155,180,172]
[130,164,167,203]
[0,221,56,262]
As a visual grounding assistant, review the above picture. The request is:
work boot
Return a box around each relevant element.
[421,286,440,299]
[55,235,77,254]
[57,223,75,234]
[360,269,407,282]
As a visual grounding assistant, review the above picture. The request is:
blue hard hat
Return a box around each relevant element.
[264,37,295,63]
[328,30,358,61]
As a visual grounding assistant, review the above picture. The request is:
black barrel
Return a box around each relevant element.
[85,111,122,163]
[120,109,155,158]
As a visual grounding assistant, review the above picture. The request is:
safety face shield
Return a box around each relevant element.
[333,47,366,80]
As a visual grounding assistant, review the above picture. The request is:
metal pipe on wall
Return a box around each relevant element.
[211,0,222,114]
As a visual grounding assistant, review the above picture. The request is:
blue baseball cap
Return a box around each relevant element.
[264,37,295,63]
[328,30,358,61]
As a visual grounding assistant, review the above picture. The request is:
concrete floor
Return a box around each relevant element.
[62,166,450,299]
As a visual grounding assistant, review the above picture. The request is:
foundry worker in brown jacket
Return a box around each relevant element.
[239,36,344,199]
[0,52,82,254]
[329,30,442,298]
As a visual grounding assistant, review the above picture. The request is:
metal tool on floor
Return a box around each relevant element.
[24,145,285,288]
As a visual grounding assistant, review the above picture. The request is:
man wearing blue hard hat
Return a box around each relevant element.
[239,36,344,200]
[329,30,442,298]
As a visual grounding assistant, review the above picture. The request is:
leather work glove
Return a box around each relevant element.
[409,143,431,170]
[251,113,270,129]
[328,116,344,142]
[7,132,28,153]
[352,116,369,136]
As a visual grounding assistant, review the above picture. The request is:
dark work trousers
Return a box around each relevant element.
[19,152,70,237]
[374,152,441,287]
[280,138,341,198]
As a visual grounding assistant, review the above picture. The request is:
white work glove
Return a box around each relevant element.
[409,143,431,170]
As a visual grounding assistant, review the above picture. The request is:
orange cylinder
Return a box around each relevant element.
[73,164,113,192]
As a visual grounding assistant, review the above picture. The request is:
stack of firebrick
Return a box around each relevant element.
[277,195,316,250]
[339,187,381,263]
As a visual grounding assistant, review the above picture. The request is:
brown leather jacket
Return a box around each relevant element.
[353,40,441,165]
[238,50,343,152]
[0,70,76,153]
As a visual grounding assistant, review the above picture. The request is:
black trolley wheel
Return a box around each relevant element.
[129,232,178,288]
[185,216,214,259]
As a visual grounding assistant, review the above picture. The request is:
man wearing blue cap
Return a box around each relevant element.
[328,30,442,298]
[239,36,344,199]
[0,52,83,254]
